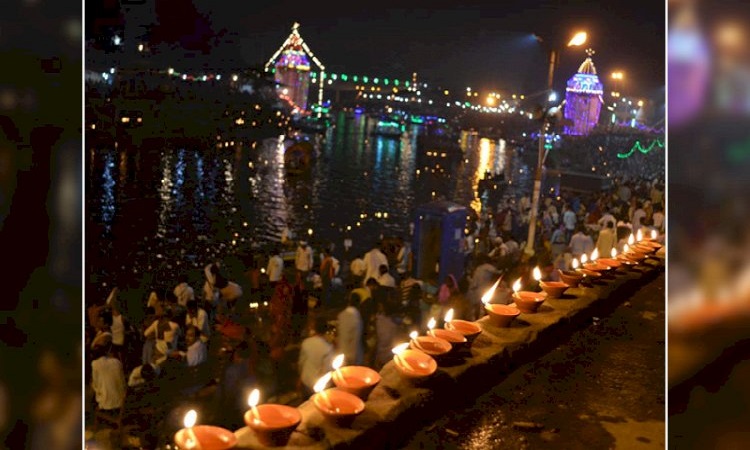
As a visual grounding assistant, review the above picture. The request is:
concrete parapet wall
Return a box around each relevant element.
[233,258,664,449]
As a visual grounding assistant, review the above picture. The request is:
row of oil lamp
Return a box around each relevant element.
[171,229,662,449]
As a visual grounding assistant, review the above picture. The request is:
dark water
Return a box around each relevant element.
[86,111,526,294]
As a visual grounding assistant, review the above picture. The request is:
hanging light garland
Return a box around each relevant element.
[616,139,664,158]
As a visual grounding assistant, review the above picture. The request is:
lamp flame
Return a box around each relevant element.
[628,234,635,245]
[392,342,409,355]
[444,308,454,323]
[512,278,522,293]
[636,229,643,242]
[248,389,260,408]
[581,254,588,264]
[183,409,197,428]
[568,31,588,47]
[409,330,418,340]
[572,258,580,269]
[427,317,436,330]
[532,266,542,281]
[332,354,345,371]
[481,277,502,305]
[313,372,332,393]
[624,244,630,253]
[591,248,599,261]
[611,248,617,258]
[651,229,658,240]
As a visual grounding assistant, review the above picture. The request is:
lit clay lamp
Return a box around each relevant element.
[576,253,603,279]
[392,342,437,380]
[411,321,452,361]
[428,308,468,351]
[311,372,365,427]
[330,353,381,401]
[175,409,237,450]
[537,265,569,298]
[597,248,623,270]
[622,234,648,262]
[511,276,548,314]
[615,243,639,265]
[582,249,612,273]
[631,229,656,254]
[558,258,584,287]
[444,307,483,344]
[482,277,521,327]
[244,388,301,447]
[641,229,663,250]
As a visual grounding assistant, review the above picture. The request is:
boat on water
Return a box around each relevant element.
[284,140,315,175]
[291,114,330,134]
[372,118,407,138]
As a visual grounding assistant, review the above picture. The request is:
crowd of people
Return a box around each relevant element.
[85,168,664,448]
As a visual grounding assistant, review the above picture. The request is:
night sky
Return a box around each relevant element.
[87,0,664,98]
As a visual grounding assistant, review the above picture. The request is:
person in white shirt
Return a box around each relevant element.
[336,296,364,366]
[395,237,412,280]
[185,300,210,343]
[295,240,314,281]
[569,226,595,259]
[597,211,617,230]
[631,202,647,234]
[267,246,284,284]
[180,325,207,367]
[363,242,389,286]
[203,262,221,304]
[144,311,181,365]
[128,362,161,388]
[651,205,665,233]
[91,344,126,411]
[173,274,195,307]
[595,221,618,258]
[298,316,334,396]
[562,204,578,240]
[377,264,397,288]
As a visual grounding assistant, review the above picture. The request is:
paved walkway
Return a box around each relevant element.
[399,272,665,450]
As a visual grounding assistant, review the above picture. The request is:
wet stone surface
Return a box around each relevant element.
[398,272,665,450]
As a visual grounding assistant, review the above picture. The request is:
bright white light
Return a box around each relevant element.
[248,389,260,407]
[568,31,587,47]
[332,354,345,370]
[183,410,197,428]
[548,91,558,102]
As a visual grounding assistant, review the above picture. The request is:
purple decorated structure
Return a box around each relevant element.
[265,23,325,114]
[563,52,604,136]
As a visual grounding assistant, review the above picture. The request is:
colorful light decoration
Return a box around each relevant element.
[563,51,604,136]
[616,139,664,159]
[668,1,710,129]
[265,22,325,113]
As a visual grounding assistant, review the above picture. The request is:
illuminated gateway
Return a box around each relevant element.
[265,22,325,114]
[563,50,604,135]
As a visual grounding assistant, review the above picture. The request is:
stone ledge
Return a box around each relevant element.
[233,259,664,449]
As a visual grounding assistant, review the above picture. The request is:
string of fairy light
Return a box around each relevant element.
[616,139,664,158]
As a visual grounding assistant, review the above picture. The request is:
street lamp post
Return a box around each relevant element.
[524,31,587,258]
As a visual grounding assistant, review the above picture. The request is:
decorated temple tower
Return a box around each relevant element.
[563,50,604,135]
[265,22,325,114]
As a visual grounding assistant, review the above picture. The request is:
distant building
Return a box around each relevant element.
[563,52,604,136]
[265,23,325,114]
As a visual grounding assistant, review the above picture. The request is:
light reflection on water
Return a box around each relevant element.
[86,115,521,286]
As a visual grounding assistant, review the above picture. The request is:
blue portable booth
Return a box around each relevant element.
[412,200,468,285]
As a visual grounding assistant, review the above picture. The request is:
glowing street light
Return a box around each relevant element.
[568,31,588,47]
[526,29,588,258]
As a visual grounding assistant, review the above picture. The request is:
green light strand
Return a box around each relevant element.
[617,139,664,159]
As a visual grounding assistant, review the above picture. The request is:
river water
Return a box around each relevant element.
[85,111,530,293]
